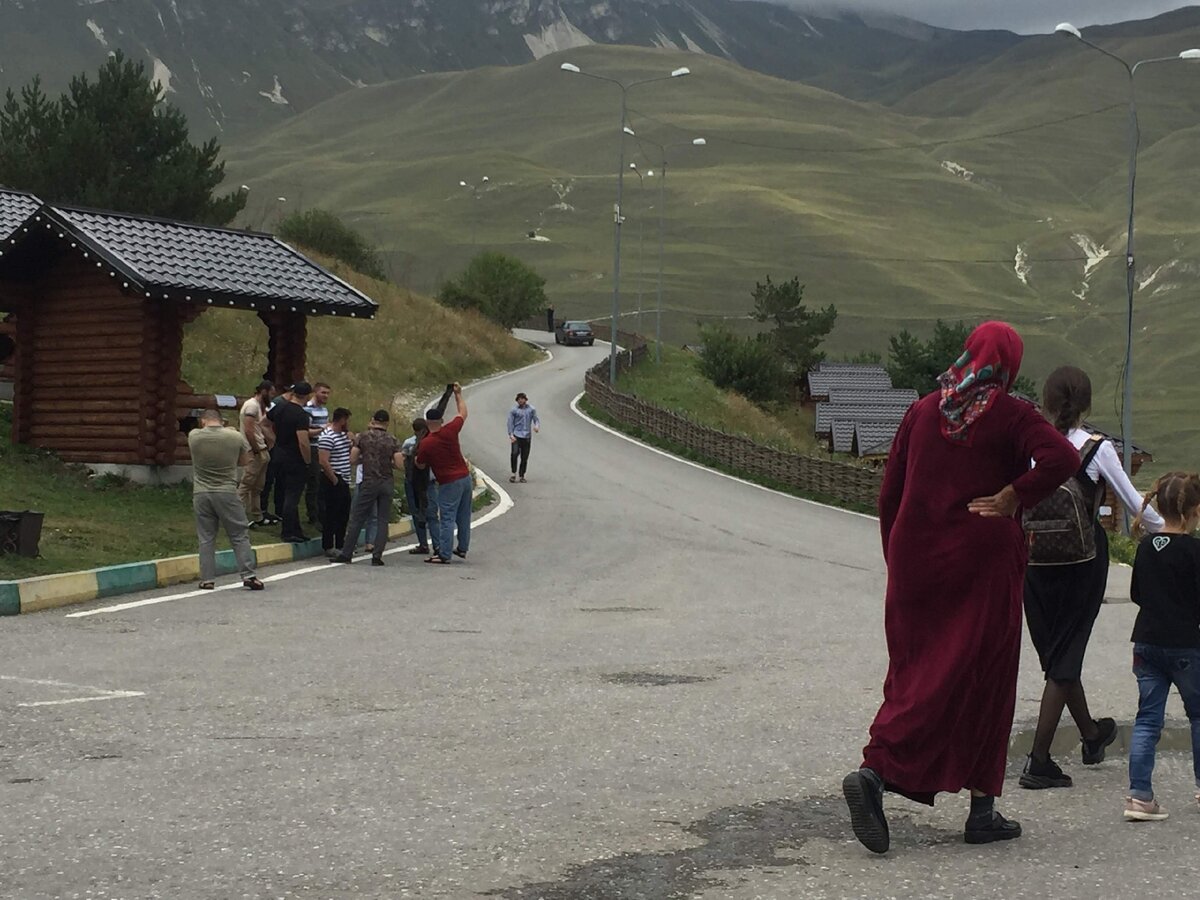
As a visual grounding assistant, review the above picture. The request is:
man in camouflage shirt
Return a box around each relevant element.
[334,409,403,566]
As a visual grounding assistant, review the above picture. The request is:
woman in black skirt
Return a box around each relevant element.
[1019,367,1165,788]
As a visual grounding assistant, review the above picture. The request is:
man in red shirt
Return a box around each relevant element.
[416,383,471,565]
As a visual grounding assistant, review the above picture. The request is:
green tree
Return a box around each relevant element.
[697,324,787,405]
[0,52,244,224]
[438,252,547,329]
[750,276,837,380]
[277,209,387,280]
[886,319,972,394]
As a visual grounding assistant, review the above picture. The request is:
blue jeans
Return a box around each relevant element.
[1129,643,1200,800]
[436,474,472,561]
[405,479,429,549]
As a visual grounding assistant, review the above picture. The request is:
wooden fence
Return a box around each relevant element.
[582,341,884,510]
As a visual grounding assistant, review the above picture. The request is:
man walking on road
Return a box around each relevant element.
[188,409,264,591]
[506,392,540,483]
[417,384,472,565]
[267,381,313,543]
[238,379,275,525]
[317,407,353,559]
[334,410,403,567]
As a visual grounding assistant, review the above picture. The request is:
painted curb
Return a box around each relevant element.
[0,483,487,616]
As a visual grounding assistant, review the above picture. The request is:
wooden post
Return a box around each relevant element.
[259,310,308,387]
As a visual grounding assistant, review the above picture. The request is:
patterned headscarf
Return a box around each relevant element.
[938,321,1024,445]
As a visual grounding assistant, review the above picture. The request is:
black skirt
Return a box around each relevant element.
[1023,521,1109,682]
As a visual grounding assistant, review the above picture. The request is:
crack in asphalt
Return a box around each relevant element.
[483,794,956,899]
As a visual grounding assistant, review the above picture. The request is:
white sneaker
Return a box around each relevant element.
[1124,797,1168,821]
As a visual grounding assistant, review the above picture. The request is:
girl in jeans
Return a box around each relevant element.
[1126,472,1200,821]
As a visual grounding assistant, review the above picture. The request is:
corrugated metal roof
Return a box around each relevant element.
[0,189,41,250]
[8,204,378,317]
[855,422,900,457]
[807,371,894,397]
[828,388,918,407]
[816,402,909,434]
[831,420,857,453]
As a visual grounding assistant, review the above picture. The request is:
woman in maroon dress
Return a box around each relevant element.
[843,321,1079,854]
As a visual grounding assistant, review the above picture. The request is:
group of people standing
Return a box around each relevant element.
[843,321,1200,854]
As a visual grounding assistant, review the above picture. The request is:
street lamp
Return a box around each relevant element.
[560,62,691,383]
[459,175,490,247]
[638,136,706,364]
[629,162,655,336]
[1055,23,1200,484]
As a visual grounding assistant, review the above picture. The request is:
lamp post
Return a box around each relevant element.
[629,162,653,336]
[459,175,490,247]
[560,62,691,383]
[638,136,706,364]
[1055,23,1200,481]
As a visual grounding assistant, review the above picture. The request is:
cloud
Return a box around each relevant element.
[771,1,1194,34]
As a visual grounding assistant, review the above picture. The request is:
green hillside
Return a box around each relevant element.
[222,40,1200,476]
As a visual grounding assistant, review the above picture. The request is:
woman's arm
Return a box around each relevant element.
[878,407,915,562]
[1093,439,1164,532]
[1009,406,1079,509]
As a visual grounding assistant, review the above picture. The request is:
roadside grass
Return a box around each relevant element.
[0,406,283,579]
[616,345,821,454]
[181,251,540,422]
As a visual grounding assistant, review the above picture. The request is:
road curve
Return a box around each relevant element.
[0,330,1171,899]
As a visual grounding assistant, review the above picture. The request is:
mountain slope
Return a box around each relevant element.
[0,0,1013,135]
[221,40,1200,473]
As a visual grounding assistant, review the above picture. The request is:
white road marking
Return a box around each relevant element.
[2,675,146,707]
[66,467,516,619]
[569,392,877,521]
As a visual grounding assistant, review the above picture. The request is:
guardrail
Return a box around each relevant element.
[581,339,883,509]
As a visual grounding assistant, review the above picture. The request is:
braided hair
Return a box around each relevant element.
[1136,471,1200,534]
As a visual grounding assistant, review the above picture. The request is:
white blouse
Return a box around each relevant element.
[1067,427,1164,533]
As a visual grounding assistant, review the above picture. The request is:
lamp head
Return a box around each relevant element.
[671,67,691,78]
[1181,49,1200,60]
[647,170,654,177]
[1055,22,1082,39]
[239,184,250,191]
[623,125,636,136]
[692,138,707,146]
[459,180,468,187]
[560,63,581,74]
[482,176,490,182]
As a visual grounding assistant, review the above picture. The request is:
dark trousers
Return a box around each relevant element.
[279,456,308,539]
[341,479,393,561]
[305,448,325,526]
[260,447,285,518]
[320,475,351,551]
[510,436,532,476]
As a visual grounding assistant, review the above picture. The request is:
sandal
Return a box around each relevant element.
[243,577,265,591]
[198,581,215,590]
[409,545,430,555]
[424,556,451,565]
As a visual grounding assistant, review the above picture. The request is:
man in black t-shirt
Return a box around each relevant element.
[267,381,313,542]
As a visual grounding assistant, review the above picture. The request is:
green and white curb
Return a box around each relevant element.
[1,480,489,616]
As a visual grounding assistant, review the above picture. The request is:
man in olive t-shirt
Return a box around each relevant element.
[188,409,263,591]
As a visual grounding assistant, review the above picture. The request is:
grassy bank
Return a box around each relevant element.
[617,345,821,454]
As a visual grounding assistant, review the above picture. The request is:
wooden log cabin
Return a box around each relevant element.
[0,191,378,480]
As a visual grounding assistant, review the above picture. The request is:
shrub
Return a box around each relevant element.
[277,208,387,280]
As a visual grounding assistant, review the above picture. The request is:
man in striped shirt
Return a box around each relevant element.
[317,407,353,559]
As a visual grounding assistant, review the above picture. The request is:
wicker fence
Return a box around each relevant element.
[582,344,883,509]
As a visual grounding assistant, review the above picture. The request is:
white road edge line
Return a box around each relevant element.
[569,391,877,521]
[1,675,146,706]
[66,466,516,619]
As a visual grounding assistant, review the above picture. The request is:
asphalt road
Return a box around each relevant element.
[2,331,1198,899]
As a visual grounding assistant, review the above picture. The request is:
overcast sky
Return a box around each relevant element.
[788,1,1195,34]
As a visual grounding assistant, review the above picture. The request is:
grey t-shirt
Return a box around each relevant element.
[188,426,250,493]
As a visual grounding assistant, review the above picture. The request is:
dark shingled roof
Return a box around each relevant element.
[828,388,918,407]
[855,422,900,457]
[9,204,378,317]
[807,368,893,398]
[816,402,909,435]
[0,189,41,248]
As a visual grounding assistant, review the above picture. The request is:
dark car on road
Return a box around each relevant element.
[555,320,595,346]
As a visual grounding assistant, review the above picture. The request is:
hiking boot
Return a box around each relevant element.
[1019,754,1073,789]
[1124,797,1168,821]
[842,768,889,854]
[1082,717,1118,765]
[965,810,1022,844]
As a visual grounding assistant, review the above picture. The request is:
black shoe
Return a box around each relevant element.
[331,555,352,564]
[453,548,467,559]
[371,557,385,566]
[1019,754,1073,789]
[282,533,310,543]
[964,810,1022,844]
[1082,717,1117,765]
[842,768,889,854]
[409,545,430,555]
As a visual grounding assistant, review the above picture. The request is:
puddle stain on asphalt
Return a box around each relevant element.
[484,795,955,900]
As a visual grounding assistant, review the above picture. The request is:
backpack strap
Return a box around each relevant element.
[1078,434,1104,474]
[1076,434,1105,516]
